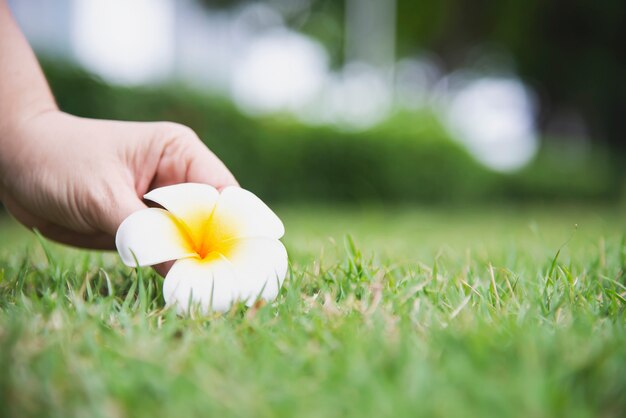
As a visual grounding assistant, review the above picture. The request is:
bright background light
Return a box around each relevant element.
[71,0,175,85]
[231,29,328,115]
[445,77,539,172]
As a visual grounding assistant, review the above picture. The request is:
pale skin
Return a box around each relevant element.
[0,2,238,266]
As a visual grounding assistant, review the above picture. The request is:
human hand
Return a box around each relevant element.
[0,110,238,250]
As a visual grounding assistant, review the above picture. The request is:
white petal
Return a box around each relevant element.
[144,183,219,228]
[163,256,238,314]
[225,237,288,304]
[115,208,196,267]
[213,187,284,239]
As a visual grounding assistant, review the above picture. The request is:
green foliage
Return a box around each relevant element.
[1,205,626,417]
[42,61,618,203]
[395,0,626,152]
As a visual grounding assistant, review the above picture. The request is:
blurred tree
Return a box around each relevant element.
[396,0,626,154]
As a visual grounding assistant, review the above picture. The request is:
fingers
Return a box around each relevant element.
[88,122,238,249]
[149,124,239,191]
[2,195,116,248]
[37,186,145,249]
[94,185,147,238]
[37,225,116,250]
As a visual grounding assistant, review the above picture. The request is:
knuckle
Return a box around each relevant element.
[160,122,198,141]
[154,123,202,158]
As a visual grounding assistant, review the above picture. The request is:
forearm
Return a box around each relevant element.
[0,0,57,138]
[0,1,58,197]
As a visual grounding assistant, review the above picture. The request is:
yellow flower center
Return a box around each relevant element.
[171,210,238,261]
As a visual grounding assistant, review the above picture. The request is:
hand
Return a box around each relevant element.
[0,110,238,250]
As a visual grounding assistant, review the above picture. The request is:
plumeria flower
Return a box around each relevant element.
[115,183,288,314]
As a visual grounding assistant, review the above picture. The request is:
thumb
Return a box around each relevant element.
[182,135,239,190]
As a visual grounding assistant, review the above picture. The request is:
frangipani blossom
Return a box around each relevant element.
[115,183,288,314]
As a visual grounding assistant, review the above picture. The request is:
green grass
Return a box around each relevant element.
[1,204,626,418]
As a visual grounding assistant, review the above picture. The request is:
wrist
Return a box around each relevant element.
[0,107,61,195]
[0,102,59,139]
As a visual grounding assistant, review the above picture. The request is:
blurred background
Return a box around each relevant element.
[6,0,626,205]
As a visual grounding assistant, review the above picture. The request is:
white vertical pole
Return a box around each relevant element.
[344,0,396,69]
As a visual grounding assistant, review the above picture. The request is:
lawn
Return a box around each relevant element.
[1,204,625,418]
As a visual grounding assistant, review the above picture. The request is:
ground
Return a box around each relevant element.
[0,204,625,418]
